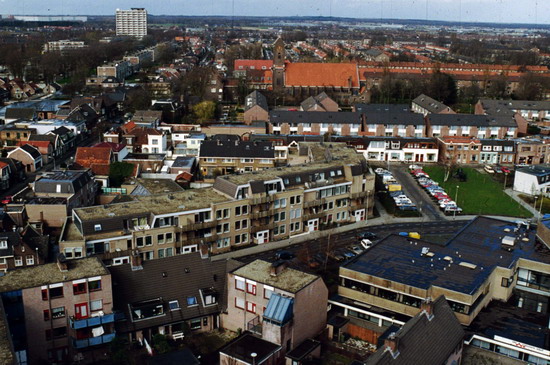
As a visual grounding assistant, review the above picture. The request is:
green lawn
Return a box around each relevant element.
[423,166,532,218]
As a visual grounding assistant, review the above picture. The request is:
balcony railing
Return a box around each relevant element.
[72,333,116,349]
[69,313,115,329]
[304,198,325,208]
[303,212,324,221]
[251,210,271,219]
[251,195,273,205]
[180,220,217,232]
[251,223,275,233]
[351,191,371,199]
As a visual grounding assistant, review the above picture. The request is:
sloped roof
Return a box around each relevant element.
[200,140,274,159]
[93,142,126,152]
[109,253,230,332]
[234,59,273,70]
[18,144,41,159]
[5,108,35,120]
[285,62,359,88]
[244,90,268,112]
[412,94,453,114]
[365,296,464,365]
[75,147,112,168]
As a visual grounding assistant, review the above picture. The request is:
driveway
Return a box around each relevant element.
[390,164,446,221]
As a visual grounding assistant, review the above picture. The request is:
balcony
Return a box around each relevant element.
[351,191,371,199]
[251,195,273,205]
[251,223,275,233]
[304,198,325,208]
[304,212,324,221]
[251,210,271,219]
[72,333,116,349]
[70,313,115,329]
[180,220,217,231]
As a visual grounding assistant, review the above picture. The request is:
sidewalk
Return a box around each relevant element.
[504,188,540,219]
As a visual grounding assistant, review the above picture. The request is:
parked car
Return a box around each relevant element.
[360,239,373,250]
[340,248,356,259]
[500,166,511,174]
[408,232,421,239]
[306,257,321,269]
[357,231,377,240]
[349,245,364,255]
[1,196,12,205]
[328,250,346,262]
[275,250,295,261]
[484,165,495,174]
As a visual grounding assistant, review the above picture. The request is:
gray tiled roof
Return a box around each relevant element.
[412,94,452,113]
[245,90,268,112]
[269,111,362,124]
[365,296,464,365]
[428,113,517,128]
[199,140,274,159]
[109,253,232,333]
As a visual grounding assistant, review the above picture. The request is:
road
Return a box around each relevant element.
[390,165,445,221]
[238,220,466,275]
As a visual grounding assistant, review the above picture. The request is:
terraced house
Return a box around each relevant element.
[59,142,374,263]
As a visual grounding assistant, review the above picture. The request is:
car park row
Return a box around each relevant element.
[409,165,463,215]
[375,167,417,211]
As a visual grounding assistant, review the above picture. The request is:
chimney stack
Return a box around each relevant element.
[56,253,68,272]
[270,261,287,276]
[384,332,399,353]
[421,297,434,319]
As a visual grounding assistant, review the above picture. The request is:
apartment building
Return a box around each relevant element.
[43,40,86,53]
[109,253,232,343]
[426,114,518,139]
[0,229,47,273]
[223,260,328,357]
[59,142,374,261]
[515,138,550,165]
[97,61,133,81]
[334,216,549,327]
[0,257,114,364]
[437,136,482,164]
[115,8,147,38]
[268,111,363,136]
[199,139,275,177]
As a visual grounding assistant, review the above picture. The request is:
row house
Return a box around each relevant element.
[477,99,550,122]
[7,144,42,172]
[363,111,425,138]
[198,139,275,177]
[514,138,550,165]
[426,114,518,139]
[0,126,36,147]
[0,257,114,364]
[268,111,363,136]
[335,136,438,163]
[248,134,324,165]
[59,143,374,262]
[474,99,529,135]
[223,260,328,359]
[479,139,516,164]
[411,94,455,116]
[438,137,516,165]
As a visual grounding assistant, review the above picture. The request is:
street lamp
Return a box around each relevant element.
[454,185,459,220]
[251,352,257,365]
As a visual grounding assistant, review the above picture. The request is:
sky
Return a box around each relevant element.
[0,0,548,25]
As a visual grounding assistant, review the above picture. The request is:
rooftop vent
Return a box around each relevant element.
[459,262,477,270]
[443,256,453,262]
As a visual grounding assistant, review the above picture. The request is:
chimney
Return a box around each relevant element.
[270,261,287,276]
[421,297,434,319]
[130,250,143,271]
[384,332,399,354]
[56,253,68,272]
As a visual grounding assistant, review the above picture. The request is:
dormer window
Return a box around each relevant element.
[0,240,7,249]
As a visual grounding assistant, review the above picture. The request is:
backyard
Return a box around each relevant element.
[423,166,532,218]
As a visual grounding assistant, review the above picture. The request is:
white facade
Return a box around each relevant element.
[513,168,550,196]
[116,8,147,38]
[359,141,438,163]
[142,133,167,154]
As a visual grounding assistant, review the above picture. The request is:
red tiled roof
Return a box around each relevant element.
[18,140,51,148]
[284,62,360,88]
[234,60,273,70]
[89,163,111,176]
[75,147,112,168]
[93,142,126,152]
[0,161,8,169]
[121,121,136,134]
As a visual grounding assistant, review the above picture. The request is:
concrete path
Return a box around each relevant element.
[504,188,540,219]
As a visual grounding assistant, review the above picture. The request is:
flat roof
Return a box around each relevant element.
[343,216,550,295]
[74,188,227,221]
[220,333,281,364]
[466,298,549,351]
[0,257,108,292]
[232,260,319,294]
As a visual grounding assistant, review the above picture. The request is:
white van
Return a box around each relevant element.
[361,239,373,250]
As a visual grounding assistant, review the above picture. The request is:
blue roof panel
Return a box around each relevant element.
[263,293,293,325]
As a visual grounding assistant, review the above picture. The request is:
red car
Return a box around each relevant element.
[1,196,12,205]
[501,167,511,174]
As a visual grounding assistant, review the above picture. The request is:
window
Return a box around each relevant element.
[246,282,256,295]
[42,288,48,301]
[14,256,22,266]
[45,327,67,340]
[264,287,273,299]
[90,300,102,312]
[73,282,87,295]
[246,301,256,314]
[204,293,216,305]
[51,306,65,319]
[235,278,245,291]
[88,280,101,292]
[165,233,173,243]
[190,318,202,330]
[158,234,165,244]
[0,241,6,249]
[169,300,180,311]
[187,296,198,306]
[49,286,63,299]
[235,297,245,309]
[94,224,102,232]
[43,310,50,321]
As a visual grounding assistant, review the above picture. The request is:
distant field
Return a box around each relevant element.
[423,166,532,218]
